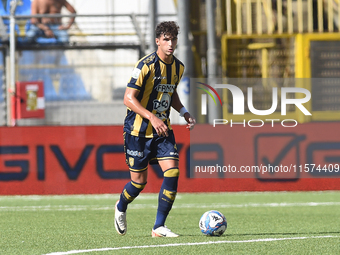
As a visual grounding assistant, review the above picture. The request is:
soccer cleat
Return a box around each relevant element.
[114,200,127,236]
[152,226,179,237]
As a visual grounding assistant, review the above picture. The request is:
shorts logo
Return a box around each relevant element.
[129,157,134,167]
[127,149,144,157]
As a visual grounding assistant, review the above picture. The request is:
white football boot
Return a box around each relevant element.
[152,226,179,237]
[114,200,127,235]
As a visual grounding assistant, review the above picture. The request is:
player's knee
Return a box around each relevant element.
[130,167,148,183]
[131,180,147,190]
[164,167,179,178]
[121,181,147,203]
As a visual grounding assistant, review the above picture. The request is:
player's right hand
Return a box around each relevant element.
[150,115,168,137]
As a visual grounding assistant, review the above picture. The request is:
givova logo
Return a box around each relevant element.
[197,82,222,115]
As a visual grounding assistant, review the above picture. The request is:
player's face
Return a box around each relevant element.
[156,33,178,57]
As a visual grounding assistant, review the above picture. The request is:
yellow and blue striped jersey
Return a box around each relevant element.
[124,51,185,138]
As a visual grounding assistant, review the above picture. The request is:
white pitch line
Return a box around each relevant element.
[1,201,340,212]
[43,235,340,255]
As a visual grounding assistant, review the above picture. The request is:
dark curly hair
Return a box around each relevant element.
[155,21,180,38]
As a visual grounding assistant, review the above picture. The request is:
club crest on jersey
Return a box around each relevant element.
[155,84,175,93]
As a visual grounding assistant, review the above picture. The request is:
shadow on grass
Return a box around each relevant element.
[181,231,340,238]
[226,231,340,238]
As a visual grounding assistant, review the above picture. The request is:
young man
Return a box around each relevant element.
[115,21,196,237]
[26,0,76,44]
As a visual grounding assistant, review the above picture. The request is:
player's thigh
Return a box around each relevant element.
[124,132,152,183]
[154,130,179,171]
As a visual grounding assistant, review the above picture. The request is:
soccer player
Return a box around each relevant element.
[115,21,196,237]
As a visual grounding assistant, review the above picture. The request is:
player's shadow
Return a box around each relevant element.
[137,231,340,238]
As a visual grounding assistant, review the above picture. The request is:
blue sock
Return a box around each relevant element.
[117,181,146,212]
[153,167,179,230]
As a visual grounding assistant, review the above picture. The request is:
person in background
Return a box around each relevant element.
[26,0,76,44]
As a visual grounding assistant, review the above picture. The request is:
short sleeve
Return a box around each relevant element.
[127,63,149,90]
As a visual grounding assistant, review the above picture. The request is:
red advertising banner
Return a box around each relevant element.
[0,124,339,195]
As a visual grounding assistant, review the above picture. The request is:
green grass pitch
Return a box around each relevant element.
[0,191,339,254]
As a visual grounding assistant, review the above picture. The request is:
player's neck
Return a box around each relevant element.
[156,50,173,64]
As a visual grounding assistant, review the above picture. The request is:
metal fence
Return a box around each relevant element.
[0,49,5,126]
[14,48,137,126]
[226,0,340,35]
[0,12,176,126]
[221,1,340,122]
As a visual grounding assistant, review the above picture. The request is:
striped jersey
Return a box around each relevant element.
[124,51,185,138]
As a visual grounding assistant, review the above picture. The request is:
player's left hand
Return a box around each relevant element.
[184,112,196,130]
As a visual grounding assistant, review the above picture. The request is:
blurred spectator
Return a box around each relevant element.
[26,0,76,44]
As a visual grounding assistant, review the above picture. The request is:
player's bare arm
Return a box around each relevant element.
[124,88,169,137]
[171,90,196,130]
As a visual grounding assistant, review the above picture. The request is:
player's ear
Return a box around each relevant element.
[155,37,160,46]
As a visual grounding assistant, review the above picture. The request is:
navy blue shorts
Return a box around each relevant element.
[124,130,179,172]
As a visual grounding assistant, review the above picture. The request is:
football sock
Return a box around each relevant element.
[117,180,146,212]
[154,167,179,230]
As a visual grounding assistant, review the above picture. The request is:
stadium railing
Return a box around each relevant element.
[0,12,176,126]
[221,0,340,123]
